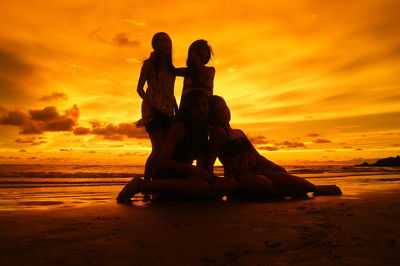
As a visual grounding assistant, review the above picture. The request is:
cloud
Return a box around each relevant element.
[90,121,147,141]
[0,108,29,125]
[248,135,271,145]
[307,133,319,137]
[258,145,279,151]
[73,126,91,135]
[29,106,60,121]
[1,105,79,134]
[39,92,68,101]
[112,33,140,47]
[15,137,47,145]
[312,138,332,144]
[281,141,305,148]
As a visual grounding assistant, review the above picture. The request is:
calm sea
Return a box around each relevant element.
[1,164,400,211]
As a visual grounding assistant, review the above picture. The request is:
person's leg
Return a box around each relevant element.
[117,175,211,202]
[257,167,314,195]
[144,129,168,180]
[236,174,279,198]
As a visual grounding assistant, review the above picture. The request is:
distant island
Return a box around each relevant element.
[356,155,400,167]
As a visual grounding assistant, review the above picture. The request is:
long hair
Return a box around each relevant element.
[177,89,209,124]
[145,32,175,79]
[186,40,213,85]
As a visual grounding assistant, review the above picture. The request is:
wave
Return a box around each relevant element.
[0,171,143,178]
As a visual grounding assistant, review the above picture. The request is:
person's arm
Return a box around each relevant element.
[136,61,155,108]
[158,122,212,178]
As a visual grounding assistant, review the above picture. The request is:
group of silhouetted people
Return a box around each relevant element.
[117,32,341,203]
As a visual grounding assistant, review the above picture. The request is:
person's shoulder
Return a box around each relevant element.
[206,66,216,73]
[142,59,152,68]
[233,129,246,137]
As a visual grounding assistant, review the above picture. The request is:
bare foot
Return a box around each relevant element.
[116,177,142,204]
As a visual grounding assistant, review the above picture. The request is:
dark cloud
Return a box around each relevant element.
[19,149,26,152]
[307,133,319,137]
[258,145,279,151]
[248,135,271,145]
[91,122,147,140]
[313,138,332,144]
[15,137,47,145]
[29,106,60,121]
[281,141,305,148]
[0,109,29,125]
[113,33,140,47]
[39,92,68,101]
[73,126,91,135]
[1,105,79,134]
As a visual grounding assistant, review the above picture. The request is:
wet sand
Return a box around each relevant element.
[1,188,400,265]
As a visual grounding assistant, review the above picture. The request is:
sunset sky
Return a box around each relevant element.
[1,0,399,165]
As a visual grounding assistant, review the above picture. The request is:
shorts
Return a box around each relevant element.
[145,111,172,133]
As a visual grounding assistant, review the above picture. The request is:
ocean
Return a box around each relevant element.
[1,164,400,211]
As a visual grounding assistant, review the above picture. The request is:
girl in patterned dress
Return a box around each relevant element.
[136,32,179,180]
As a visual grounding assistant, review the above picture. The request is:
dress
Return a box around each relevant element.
[136,61,177,130]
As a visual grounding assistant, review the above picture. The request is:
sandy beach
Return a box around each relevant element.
[1,183,400,266]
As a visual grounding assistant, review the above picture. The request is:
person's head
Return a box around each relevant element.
[178,89,209,124]
[187,39,213,66]
[147,32,174,77]
[208,95,231,127]
[151,32,172,55]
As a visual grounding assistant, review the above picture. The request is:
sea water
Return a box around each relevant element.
[1,164,400,211]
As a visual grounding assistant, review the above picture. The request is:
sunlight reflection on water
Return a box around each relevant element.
[1,164,400,211]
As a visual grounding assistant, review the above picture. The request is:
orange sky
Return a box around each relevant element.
[1,0,399,165]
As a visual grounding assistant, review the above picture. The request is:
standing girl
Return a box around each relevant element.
[136,32,178,180]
